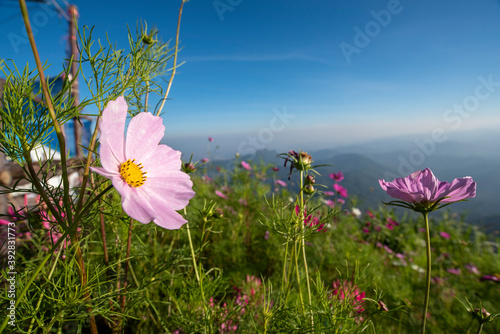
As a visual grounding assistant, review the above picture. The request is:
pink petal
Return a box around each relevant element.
[125,112,165,162]
[99,97,127,170]
[121,188,154,224]
[439,177,476,203]
[122,187,187,229]
[142,175,194,210]
[150,201,187,229]
[90,166,119,180]
[383,185,419,203]
[140,145,182,179]
[215,190,228,200]
[417,169,441,201]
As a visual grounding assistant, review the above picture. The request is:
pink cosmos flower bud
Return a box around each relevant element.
[183,162,196,173]
[306,175,315,184]
[300,152,312,166]
[304,184,315,194]
[378,300,389,312]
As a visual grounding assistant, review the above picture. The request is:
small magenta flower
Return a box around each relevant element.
[480,274,500,282]
[386,217,399,227]
[215,190,228,200]
[447,268,461,275]
[439,231,451,239]
[329,171,344,182]
[325,199,335,208]
[208,137,213,142]
[333,183,348,198]
[241,161,252,170]
[331,279,366,314]
[275,180,287,187]
[201,158,209,163]
[272,166,279,172]
[295,205,325,232]
[379,168,476,212]
[465,263,480,275]
[91,97,195,230]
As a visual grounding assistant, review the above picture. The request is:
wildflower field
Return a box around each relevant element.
[1,1,500,333]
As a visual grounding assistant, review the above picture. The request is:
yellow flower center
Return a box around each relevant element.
[120,159,147,187]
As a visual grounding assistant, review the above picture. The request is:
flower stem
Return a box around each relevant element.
[115,219,134,333]
[476,323,484,334]
[294,240,305,315]
[72,234,98,334]
[18,0,73,228]
[156,0,185,116]
[282,238,289,294]
[300,171,313,326]
[421,212,431,334]
[184,208,211,328]
[27,249,62,333]
[0,220,75,332]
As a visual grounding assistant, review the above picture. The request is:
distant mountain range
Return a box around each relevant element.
[185,128,500,234]
[239,149,499,233]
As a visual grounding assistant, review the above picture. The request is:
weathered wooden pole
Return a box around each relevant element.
[68,4,82,158]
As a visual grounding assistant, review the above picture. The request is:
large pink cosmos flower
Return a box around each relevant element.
[379,168,476,212]
[91,97,195,229]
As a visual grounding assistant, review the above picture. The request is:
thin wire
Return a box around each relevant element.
[0,0,62,26]
[48,0,70,21]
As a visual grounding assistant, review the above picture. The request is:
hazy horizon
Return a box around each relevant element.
[164,125,500,163]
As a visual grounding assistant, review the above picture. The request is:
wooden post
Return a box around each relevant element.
[0,78,7,214]
[68,5,82,158]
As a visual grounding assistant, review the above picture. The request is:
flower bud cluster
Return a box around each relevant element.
[282,150,313,180]
[304,174,316,195]
[470,307,493,324]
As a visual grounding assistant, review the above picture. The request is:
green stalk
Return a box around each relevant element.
[27,248,62,333]
[300,171,313,326]
[156,0,185,116]
[18,0,73,229]
[294,240,305,315]
[476,323,484,334]
[18,2,97,331]
[421,212,431,334]
[184,208,211,330]
[281,239,289,292]
[0,219,76,333]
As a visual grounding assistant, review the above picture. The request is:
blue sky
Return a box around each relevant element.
[1,0,500,158]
